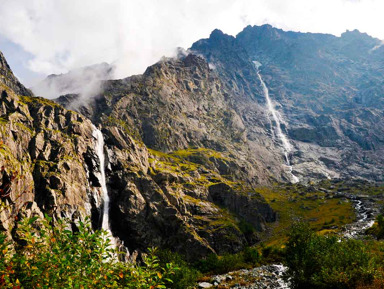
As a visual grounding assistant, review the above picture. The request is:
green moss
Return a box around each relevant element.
[105,116,142,141]
[0,116,8,125]
[43,127,73,142]
[172,147,229,161]
[0,143,23,169]
[33,160,57,172]
[182,194,204,205]
[15,122,33,135]
[149,149,201,178]
[20,95,61,108]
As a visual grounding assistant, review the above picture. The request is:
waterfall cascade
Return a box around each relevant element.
[92,127,116,246]
[253,61,299,183]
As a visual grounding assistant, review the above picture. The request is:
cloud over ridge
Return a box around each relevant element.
[0,0,383,85]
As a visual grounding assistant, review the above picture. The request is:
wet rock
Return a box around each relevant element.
[198,282,213,288]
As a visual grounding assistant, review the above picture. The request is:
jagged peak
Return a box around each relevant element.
[209,29,235,42]
[210,29,225,38]
[143,53,209,78]
[341,29,374,40]
[0,50,33,96]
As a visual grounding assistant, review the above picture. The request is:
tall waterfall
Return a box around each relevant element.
[92,127,116,243]
[254,61,299,183]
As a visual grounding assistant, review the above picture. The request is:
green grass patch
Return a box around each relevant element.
[256,184,356,247]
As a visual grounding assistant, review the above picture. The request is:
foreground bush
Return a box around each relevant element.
[285,222,379,289]
[194,246,262,275]
[157,250,201,289]
[0,216,176,288]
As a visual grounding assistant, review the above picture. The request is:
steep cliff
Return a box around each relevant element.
[192,25,384,181]
[3,23,382,260]
[0,51,32,97]
[0,51,276,258]
[57,54,277,258]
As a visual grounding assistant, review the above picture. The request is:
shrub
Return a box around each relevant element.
[0,216,177,288]
[195,253,220,273]
[285,222,377,289]
[194,247,263,275]
[243,246,261,264]
[157,250,201,289]
[376,215,384,239]
[260,244,284,263]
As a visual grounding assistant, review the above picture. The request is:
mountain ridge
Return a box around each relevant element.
[0,50,276,259]
[1,23,384,261]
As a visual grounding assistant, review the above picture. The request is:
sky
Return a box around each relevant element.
[0,0,383,87]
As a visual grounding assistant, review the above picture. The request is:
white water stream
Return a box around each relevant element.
[253,61,299,183]
[343,198,375,239]
[92,128,116,248]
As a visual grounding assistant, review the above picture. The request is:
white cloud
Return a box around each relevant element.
[0,0,383,85]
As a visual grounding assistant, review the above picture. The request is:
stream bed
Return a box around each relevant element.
[198,192,379,289]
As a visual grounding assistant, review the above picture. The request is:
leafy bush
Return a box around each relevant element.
[285,222,377,289]
[157,250,201,289]
[195,247,263,275]
[195,253,220,273]
[0,216,177,288]
[375,214,384,239]
[238,219,255,235]
[260,244,284,263]
[243,246,261,264]
[157,248,261,287]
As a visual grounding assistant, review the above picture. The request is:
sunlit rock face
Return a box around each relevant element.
[0,51,108,238]
[1,24,384,259]
[192,25,384,182]
[0,50,276,259]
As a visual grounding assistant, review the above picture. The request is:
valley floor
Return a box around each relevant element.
[197,180,384,289]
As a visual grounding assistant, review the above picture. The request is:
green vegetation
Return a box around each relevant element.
[105,116,142,141]
[2,208,384,289]
[284,222,384,289]
[0,116,8,125]
[148,147,252,193]
[0,216,177,289]
[171,147,229,162]
[194,247,262,275]
[19,95,61,109]
[256,184,355,247]
[366,214,384,240]
[157,250,201,289]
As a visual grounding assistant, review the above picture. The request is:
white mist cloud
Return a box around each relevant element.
[0,0,383,88]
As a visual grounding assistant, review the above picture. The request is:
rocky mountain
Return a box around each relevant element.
[0,51,275,259]
[0,51,32,97]
[191,25,384,181]
[1,24,383,261]
[56,54,277,257]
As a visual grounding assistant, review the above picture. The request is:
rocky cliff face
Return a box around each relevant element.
[0,52,110,238]
[192,25,384,181]
[2,23,382,260]
[56,54,277,258]
[0,51,276,259]
[53,26,384,255]
[0,51,32,97]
